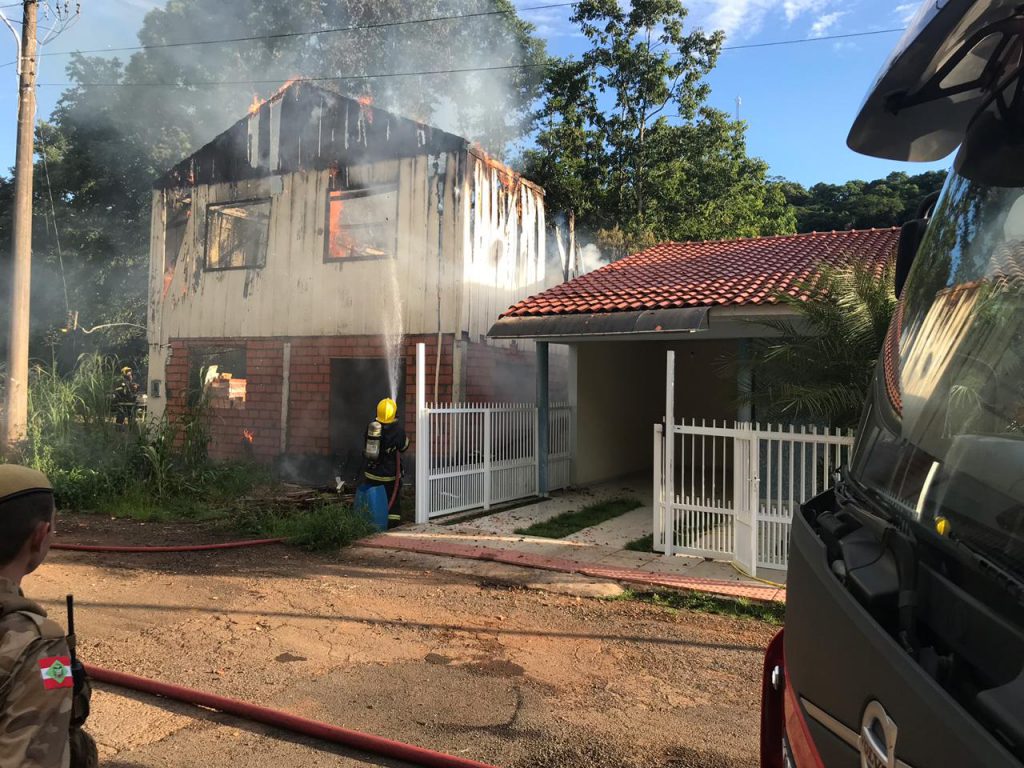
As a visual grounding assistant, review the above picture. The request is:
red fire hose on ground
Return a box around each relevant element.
[88,665,498,768]
[54,535,500,767]
[52,538,286,553]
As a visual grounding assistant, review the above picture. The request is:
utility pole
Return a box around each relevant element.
[3,0,39,452]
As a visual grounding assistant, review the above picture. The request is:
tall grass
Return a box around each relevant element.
[9,353,268,515]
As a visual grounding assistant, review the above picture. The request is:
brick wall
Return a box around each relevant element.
[163,339,284,463]
[164,334,455,464]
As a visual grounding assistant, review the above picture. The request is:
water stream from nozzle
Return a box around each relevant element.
[382,256,405,401]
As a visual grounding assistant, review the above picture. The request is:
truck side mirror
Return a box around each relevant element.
[895,219,926,298]
[895,192,941,298]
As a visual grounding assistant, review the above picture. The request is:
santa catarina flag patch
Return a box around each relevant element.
[38,656,73,690]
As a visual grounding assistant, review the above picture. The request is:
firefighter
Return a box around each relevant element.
[0,465,97,768]
[362,398,410,511]
[111,366,140,428]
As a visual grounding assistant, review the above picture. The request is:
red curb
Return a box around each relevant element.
[360,535,786,604]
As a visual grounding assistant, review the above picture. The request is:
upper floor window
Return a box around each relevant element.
[206,199,271,270]
[326,185,398,261]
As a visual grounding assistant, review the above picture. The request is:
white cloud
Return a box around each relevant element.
[809,10,847,38]
[691,0,841,39]
[893,3,919,24]
[783,0,829,24]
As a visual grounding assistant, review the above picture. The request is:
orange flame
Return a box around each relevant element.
[247,78,303,117]
[242,429,255,444]
[357,93,374,124]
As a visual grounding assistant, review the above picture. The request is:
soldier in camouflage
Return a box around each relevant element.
[0,465,97,767]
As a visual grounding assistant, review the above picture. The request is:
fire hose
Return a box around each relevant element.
[52,538,286,553]
[51,533,499,767]
[87,665,499,768]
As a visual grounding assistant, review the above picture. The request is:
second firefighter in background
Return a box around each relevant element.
[363,398,409,509]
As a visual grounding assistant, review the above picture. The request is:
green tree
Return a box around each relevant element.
[743,260,898,429]
[783,171,947,232]
[521,0,795,257]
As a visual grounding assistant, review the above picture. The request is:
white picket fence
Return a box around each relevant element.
[654,419,855,573]
[414,345,573,521]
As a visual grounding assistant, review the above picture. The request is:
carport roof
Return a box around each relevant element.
[501,228,900,318]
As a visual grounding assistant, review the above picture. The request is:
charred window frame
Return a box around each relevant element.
[164,191,191,296]
[324,184,398,263]
[188,347,248,410]
[205,199,271,271]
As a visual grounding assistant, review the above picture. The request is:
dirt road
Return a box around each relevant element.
[25,515,775,767]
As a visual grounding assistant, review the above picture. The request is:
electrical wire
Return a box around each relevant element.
[37,122,71,318]
[8,1,578,63]
[36,62,547,87]
[8,21,908,73]
[31,23,911,89]
[721,26,905,50]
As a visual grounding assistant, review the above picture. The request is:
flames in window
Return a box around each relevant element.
[327,185,398,261]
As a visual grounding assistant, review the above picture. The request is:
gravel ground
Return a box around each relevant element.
[23,514,775,768]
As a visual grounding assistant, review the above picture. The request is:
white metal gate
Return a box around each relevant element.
[414,344,573,522]
[655,351,855,574]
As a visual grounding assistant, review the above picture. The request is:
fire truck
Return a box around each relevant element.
[761,2,1024,766]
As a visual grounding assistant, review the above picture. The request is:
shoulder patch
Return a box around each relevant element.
[38,656,73,689]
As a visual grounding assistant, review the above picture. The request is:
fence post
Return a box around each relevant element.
[483,407,492,510]
[536,342,550,498]
[747,433,761,577]
[664,350,675,557]
[415,343,429,524]
[653,423,664,553]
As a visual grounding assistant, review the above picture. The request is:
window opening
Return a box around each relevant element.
[326,185,398,261]
[189,347,247,409]
[205,199,271,270]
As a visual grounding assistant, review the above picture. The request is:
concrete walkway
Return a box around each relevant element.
[370,479,787,603]
[361,531,786,603]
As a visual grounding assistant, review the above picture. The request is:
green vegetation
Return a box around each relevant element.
[612,588,785,625]
[7,354,264,518]
[236,501,377,551]
[515,497,642,539]
[737,260,898,429]
[624,533,655,553]
[781,171,946,233]
[522,0,794,257]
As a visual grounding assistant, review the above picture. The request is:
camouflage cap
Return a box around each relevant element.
[0,465,54,506]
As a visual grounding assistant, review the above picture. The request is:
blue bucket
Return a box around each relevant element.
[354,483,390,531]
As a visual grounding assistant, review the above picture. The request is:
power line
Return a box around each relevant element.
[36,62,547,87]
[32,27,913,89]
[722,27,905,50]
[15,2,578,62]
[3,3,906,70]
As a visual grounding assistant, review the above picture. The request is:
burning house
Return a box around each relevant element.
[146,81,554,479]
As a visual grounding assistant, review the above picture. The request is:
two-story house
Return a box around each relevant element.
[146,81,554,479]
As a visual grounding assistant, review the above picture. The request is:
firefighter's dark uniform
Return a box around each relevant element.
[363,422,410,510]
[112,371,140,426]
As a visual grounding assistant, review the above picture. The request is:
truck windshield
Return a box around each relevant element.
[851,169,1024,582]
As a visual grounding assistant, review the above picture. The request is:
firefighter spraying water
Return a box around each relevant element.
[355,398,410,529]
[762,2,1024,766]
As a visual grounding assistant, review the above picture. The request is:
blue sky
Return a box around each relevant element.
[0,0,952,186]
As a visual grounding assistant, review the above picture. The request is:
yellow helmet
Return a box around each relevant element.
[376,398,398,424]
[121,366,133,375]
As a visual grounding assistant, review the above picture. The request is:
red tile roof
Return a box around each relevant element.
[504,228,900,317]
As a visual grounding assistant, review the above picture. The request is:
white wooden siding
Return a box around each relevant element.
[150,149,546,344]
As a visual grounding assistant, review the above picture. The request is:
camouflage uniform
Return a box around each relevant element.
[0,577,72,768]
